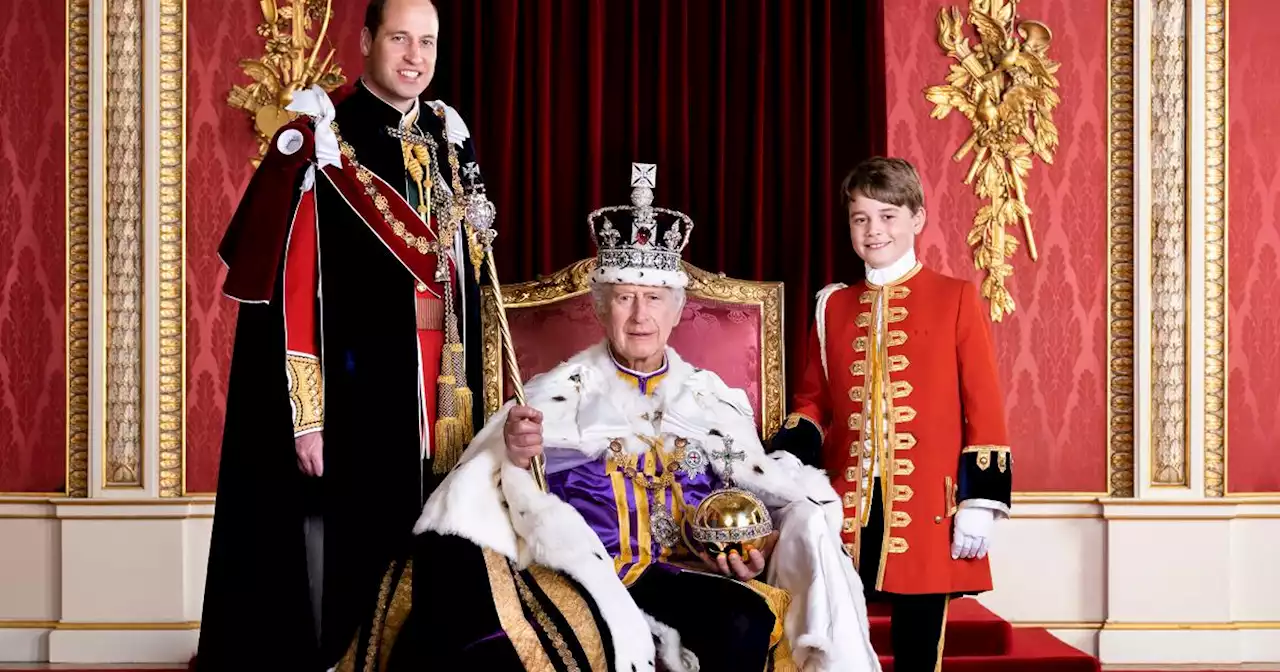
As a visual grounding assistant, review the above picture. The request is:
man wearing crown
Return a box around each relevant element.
[334,164,881,672]
[197,1,495,670]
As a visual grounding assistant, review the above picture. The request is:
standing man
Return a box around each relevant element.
[197,0,493,669]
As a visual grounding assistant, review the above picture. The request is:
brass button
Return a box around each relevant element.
[934,516,943,524]
[416,282,428,292]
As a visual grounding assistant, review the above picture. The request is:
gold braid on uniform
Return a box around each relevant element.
[422,107,476,472]
[354,106,476,474]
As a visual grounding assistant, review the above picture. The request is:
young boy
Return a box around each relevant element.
[769,157,1012,672]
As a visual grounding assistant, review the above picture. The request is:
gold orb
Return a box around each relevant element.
[690,487,773,556]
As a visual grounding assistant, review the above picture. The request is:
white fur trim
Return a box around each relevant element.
[644,613,699,672]
[815,283,847,381]
[590,265,688,289]
[414,339,879,672]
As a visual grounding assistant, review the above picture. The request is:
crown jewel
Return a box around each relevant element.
[587,163,694,288]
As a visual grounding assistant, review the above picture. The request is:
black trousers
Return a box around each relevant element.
[859,479,949,672]
[629,565,777,672]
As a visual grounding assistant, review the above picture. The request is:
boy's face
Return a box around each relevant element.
[847,190,925,269]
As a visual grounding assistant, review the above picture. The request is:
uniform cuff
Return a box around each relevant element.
[769,413,825,467]
[957,444,1012,509]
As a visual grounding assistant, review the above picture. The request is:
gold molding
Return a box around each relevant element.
[1203,0,1226,497]
[1108,0,1136,497]
[67,0,91,497]
[104,0,145,489]
[157,0,185,497]
[479,259,786,440]
[1149,0,1190,488]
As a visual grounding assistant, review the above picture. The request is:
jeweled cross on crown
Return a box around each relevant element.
[631,162,656,189]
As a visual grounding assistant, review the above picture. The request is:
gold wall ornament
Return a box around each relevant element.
[227,0,346,164]
[923,0,1062,321]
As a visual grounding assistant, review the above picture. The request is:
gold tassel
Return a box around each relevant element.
[433,417,465,474]
[454,385,474,440]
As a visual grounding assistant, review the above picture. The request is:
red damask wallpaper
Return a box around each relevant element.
[884,0,1110,493]
[184,1,367,493]
[1227,0,1280,494]
[0,1,68,493]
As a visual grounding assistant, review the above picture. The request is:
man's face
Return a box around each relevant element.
[599,284,681,366]
[847,190,925,269]
[360,0,439,111]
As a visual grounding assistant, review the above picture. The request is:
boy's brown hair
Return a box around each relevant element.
[840,157,925,214]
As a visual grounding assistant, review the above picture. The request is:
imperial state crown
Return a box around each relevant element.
[587,163,695,288]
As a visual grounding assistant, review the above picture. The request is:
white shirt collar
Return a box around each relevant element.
[865,247,918,286]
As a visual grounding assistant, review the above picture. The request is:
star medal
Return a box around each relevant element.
[675,437,708,479]
[650,499,681,549]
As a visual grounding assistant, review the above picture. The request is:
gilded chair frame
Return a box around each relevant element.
[479,259,787,439]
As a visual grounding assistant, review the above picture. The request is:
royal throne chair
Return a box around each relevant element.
[478,258,786,440]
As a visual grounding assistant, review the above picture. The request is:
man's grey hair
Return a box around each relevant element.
[590,283,686,317]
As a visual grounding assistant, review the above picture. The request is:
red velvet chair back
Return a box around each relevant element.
[480,259,785,438]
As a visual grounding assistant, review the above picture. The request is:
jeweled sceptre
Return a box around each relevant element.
[458,164,550,492]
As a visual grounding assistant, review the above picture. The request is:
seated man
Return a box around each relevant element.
[336,166,879,672]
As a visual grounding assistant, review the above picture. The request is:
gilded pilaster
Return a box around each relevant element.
[104,0,145,489]
[157,0,185,497]
[1149,0,1190,488]
[1108,0,1137,497]
[67,0,92,498]
[1203,0,1226,497]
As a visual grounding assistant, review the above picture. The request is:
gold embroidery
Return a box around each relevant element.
[847,413,863,430]
[362,561,397,672]
[844,542,857,555]
[848,386,865,402]
[744,579,794,650]
[894,484,914,502]
[945,477,958,516]
[894,458,915,476]
[378,561,415,671]
[512,569,581,671]
[887,330,908,347]
[850,360,866,376]
[529,566,608,672]
[894,406,917,423]
[887,306,909,323]
[845,466,858,482]
[843,491,859,508]
[888,354,909,372]
[784,414,801,429]
[854,336,868,352]
[897,433,917,450]
[962,444,1013,472]
[887,537,910,553]
[848,441,860,457]
[856,312,873,327]
[843,517,858,533]
[484,550,556,671]
[286,353,324,433]
[892,380,913,399]
[859,290,875,304]
[891,510,913,528]
[888,286,911,300]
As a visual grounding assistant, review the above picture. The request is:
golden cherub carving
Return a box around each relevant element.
[227,0,347,165]
[923,0,1060,321]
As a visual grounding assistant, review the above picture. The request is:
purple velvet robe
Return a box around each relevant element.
[543,356,724,584]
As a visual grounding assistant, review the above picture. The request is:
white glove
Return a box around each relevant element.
[952,507,995,559]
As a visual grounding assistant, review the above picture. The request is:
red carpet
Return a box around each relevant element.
[870,597,1101,672]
